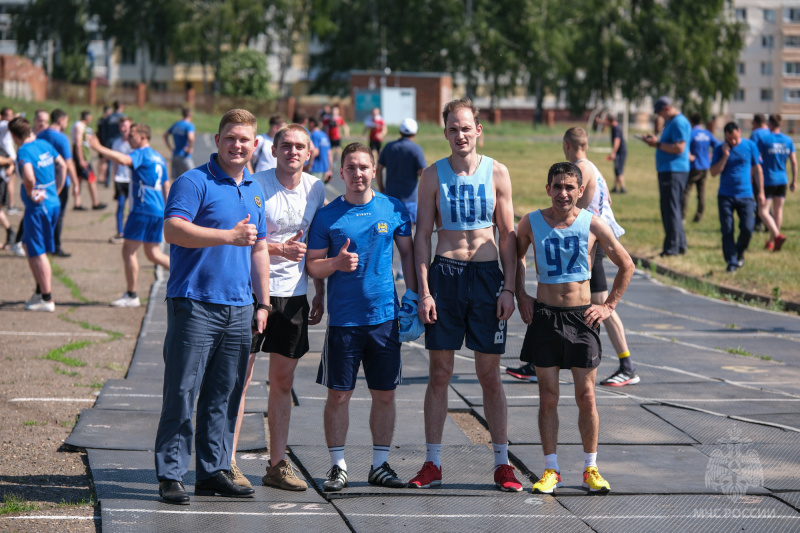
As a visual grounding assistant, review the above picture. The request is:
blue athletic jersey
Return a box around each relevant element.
[757,132,794,187]
[129,146,167,217]
[436,156,494,231]
[165,154,267,305]
[37,129,72,187]
[656,113,691,172]
[310,129,331,173]
[750,127,770,145]
[308,192,411,327]
[530,209,592,284]
[17,140,61,212]
[167,119,195,157]
[711,139,760,198]
[689,126,721,171]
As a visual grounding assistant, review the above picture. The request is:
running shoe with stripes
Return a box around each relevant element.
[599,368,640,387]
[368,462,406,488]
[494,464,523,492]
[531,468,562,494]
[582,466,610,493]
[505,362,537,382]
[408,461,442,488]
[322,465,348,492]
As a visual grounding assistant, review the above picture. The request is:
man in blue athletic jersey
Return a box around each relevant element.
[306,142,418,493]
[307,117,332,183]
[750,114,770,233]
[411,98,522,492]
[9,116,67,312]
[755,114,795,251]
[88,123,171,308]
[516,161,634,495]
[153,109,266,505]
[684,114,722,223]
[164,107,196,181]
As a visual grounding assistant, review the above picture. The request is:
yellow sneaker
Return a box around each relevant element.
[531,468,562,494]
[582,466,610,493]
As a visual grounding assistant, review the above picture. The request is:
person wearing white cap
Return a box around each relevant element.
[375,118,426,226]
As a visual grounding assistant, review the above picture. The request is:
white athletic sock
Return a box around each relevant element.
[492,442,509,468]
[328,446,346,470]
[584,452,597,469]
[372,445,390,470]
[544,453,559,472]
[425,443,442,467]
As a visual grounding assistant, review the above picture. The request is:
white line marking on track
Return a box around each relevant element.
[9,398,96,402]
[103,509,339,517]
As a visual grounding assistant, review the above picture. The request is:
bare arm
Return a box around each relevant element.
[753,164,765,204]
[250,239,270,333]
[394,234,418,293]
[710,145,729,177]
[66,159,79,189]
[163,214,258,248]
[54,155,67,195]
[87,134,132,167]
[186,131,195,155]
[306,239,358,279]
[493,161,517,321]
[611,137,621,158]
[309,277,325,326]
[163,131,173,153]
[375,163,385,192]
[515,214,535,325]
[791,152,798,192]
[575,160,596,210]
[644,134,686,154]
[414,164,439,324]
[584,216,634,325]
[74,123,88,168]
[21,163,36,197]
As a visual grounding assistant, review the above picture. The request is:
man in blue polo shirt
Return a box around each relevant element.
[308,117,332,182]
[88,123,171,308]
[9,116,67,312]
[756,114,794,251]
[684,114,722,223]
[164,107,196,181]
[153,109,267,505]
[643,96,691,257]
[710,122,763,273]
[375,118,427,225]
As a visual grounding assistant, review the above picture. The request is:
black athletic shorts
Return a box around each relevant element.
[0,178,8,207]
[590,247,608,294]
[369,140,382,153]
[250,295,310,359]
[330,139,341,148]
[114,182,130,200]
[614,152,626,177]
[520,302,601,369]
[764,184,787,198]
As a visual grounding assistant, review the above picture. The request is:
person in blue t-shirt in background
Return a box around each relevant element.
[88,123,171,307]
[750,114,771,233]
[756,114,795,251]
[9,116,67,312]
[307,117,332,183]
[164,107,196,181]
[306,142,418,493]
[710,122,764,273]
[375,118,427,226]
[684,113,722,223]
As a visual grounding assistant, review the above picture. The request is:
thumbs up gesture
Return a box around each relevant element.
[335,238,358,272]
[283,230,306,261]
[231,214,258,246]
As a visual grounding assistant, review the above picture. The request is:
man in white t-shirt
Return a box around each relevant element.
[109,117,133,243]
[0,107,18,215]
[248,114,286,173]
[229,124,326,491]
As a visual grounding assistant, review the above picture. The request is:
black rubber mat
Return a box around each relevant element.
[558,493,800,532]
[333,494,592,531]
[66,409,265,451]
[95,379,269,413]
[774,491,800,511]
[287,404,471,446]
[695,442,800,491]
[479,404,696,445]
[100,498,349,533]
[87,449,322,503]
[643,404,799,445]
[612,381,789,404]
[509,444,769,495]
[451,378,628,407]
[735,413,800,430]
[292,445,532,499]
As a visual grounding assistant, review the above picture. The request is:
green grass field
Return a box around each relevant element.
[3,96,797,303]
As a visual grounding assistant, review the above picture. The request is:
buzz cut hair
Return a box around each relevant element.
[547,161,583,187]
[131,123,151,141]
[442,98,480,127]
[341,142,374,167]
[768,114,782,128]
[564,127,588,150]
[273,123,311,150]
[218,108,257,135]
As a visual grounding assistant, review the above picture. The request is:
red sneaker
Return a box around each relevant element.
[765,240,774,251]
[408,461,442,488]
[774,234,787,251]
[494,464,523,492]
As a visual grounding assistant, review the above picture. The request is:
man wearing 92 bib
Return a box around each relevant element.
[515,162,634,495]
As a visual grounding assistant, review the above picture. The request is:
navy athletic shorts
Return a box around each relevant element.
[520,302,601,369]
[424,256,507,355]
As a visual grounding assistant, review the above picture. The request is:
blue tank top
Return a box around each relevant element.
[436,156,494,230]
[531,209,592,284]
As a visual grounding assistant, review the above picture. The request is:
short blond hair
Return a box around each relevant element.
[564,127,588,150]
[273,123,311,149]
[218,109,257,135]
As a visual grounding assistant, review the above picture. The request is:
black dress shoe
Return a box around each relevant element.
[158,480,190,505]
[53,249,71,258]
[195,471,255,497]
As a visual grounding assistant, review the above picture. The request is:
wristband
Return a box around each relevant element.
[656,141,662,149]
[420,295,433,303]
[257,303,273,312]
[502,289,515,296]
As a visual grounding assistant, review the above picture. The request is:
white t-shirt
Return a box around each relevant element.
[112,137,132,183]
[579,159,625,239]
[0,120,15,180]
[251,169,325,296]
[253,134,276,173]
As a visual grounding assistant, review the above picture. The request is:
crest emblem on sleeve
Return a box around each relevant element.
[254,196,262,208]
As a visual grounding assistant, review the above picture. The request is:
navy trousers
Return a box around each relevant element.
[658,171,689,255]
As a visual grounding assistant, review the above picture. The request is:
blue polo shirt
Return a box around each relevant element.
[758,132,795,187]
[656,113,691,172]
[37,128,72,187]
[129,146,168,217]
[310,129,331,173]
[165,154,267,305]
[378,137,427,201]
[689,126,721,171]
[17,140,61,211]
[167,119,195,157]
[711,139,760,198]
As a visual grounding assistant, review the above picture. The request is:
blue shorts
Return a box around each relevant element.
[401,200,417,224]
[424,256,507,354]
[23,206,59,257]
[123,212,164,243]
[614,153,626,177]
[317,320,402,391]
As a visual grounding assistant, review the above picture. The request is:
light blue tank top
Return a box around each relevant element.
[436,156,494,231]
[531,209,592,284]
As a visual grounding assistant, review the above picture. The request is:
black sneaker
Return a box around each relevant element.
[323,465,348,492]
[92,203,108,210]
[506,362,537,382]
[599,368,640,387]
[368,462,406,488]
